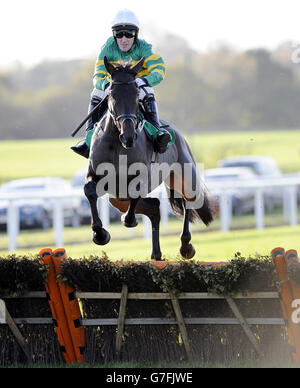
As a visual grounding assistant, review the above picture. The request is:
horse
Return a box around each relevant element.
[84,56,214,261]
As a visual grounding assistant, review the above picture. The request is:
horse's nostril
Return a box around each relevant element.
[119,133,136,149]
[126,139,134,148]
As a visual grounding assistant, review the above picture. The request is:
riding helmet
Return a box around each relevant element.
[111,9,140,33]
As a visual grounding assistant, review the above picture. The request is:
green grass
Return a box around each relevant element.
[0,138,87,184]
[1,132,299,369]
[186,129,300,173]
[0,130,299,260]
[1,223,299,261]
[1,206,297,249]
[0,130,300,184]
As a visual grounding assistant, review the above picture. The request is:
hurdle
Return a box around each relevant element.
[1,247,300,365]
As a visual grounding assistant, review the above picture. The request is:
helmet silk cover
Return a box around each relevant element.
[111,9,140,31]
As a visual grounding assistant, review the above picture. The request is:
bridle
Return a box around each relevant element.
[108,79,139,133]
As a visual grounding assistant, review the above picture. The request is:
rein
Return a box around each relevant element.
[111,79,136,86]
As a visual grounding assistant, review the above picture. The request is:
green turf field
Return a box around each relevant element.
[1,223,299,262]
[0,138,87,184]
[186,129,300,172]
[0,130,299,259]
[1,131,299,369]
[0,130,299,184]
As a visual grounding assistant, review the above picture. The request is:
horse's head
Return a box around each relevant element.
[104,56,144,149]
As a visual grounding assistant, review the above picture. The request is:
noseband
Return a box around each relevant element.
[108,79,139,132]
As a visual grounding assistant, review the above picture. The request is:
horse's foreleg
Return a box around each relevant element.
[121,197,140,228]
[136,198,162,261]
[84,180,111,245]
[180,201,196,260]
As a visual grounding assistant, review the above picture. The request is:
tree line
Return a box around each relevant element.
[0,36,299,140]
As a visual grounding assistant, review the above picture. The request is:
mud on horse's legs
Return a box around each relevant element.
[84,180,111,245]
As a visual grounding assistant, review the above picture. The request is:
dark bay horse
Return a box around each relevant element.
[84,56,214,260]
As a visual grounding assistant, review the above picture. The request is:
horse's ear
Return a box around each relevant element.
[131,57,145,75]
[104,56,115,75]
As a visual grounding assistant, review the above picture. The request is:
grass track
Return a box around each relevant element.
[1,132,300,369]
[0,130,299,184]
[2,224,300,261]
[0,130,299,260]
[0,138,87,184]
[186,129,300,172]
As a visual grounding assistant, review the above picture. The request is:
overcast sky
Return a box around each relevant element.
[1,0,299,67]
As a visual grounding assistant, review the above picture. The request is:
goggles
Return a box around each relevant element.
[113,30,136,39]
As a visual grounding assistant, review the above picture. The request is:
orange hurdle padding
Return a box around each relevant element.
[284,249,300,361]
[271,247,300,362]
[39,248,77,364]
[285,250,299,264]
[52,248,86,363]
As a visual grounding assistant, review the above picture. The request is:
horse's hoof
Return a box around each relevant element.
[151,257,164,262]
[180,244,196,260]
[151,253,164,261]
[93,229,111,245]
[121,214,138,228]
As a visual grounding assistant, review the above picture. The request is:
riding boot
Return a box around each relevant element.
[143,97,171,154]
[70,95,102,158]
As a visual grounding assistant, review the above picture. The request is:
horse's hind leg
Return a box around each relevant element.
[135,198,162,261]
[84,178,111,245]
[180,200,196,260]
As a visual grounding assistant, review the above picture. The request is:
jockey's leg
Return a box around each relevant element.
[141,90,171,154]
[70,88,106,158]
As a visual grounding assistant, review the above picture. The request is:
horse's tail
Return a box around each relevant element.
[167,188,215,226]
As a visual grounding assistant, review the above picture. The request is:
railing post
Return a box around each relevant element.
[283,187,290,222]
[160,196,169,232]
[98,195,110,230]
[255,188,264,230]
[220,191,230,232]
[7,200,19,251]
[53,199,64,247]
[143,215,151,239]
[288,186,298,226]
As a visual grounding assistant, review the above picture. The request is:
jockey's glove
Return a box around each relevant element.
[104,82,111,95]
[136,78,154,102]
[135,77,149,88]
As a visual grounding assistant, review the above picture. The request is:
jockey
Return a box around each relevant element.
[71,9,171,158]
